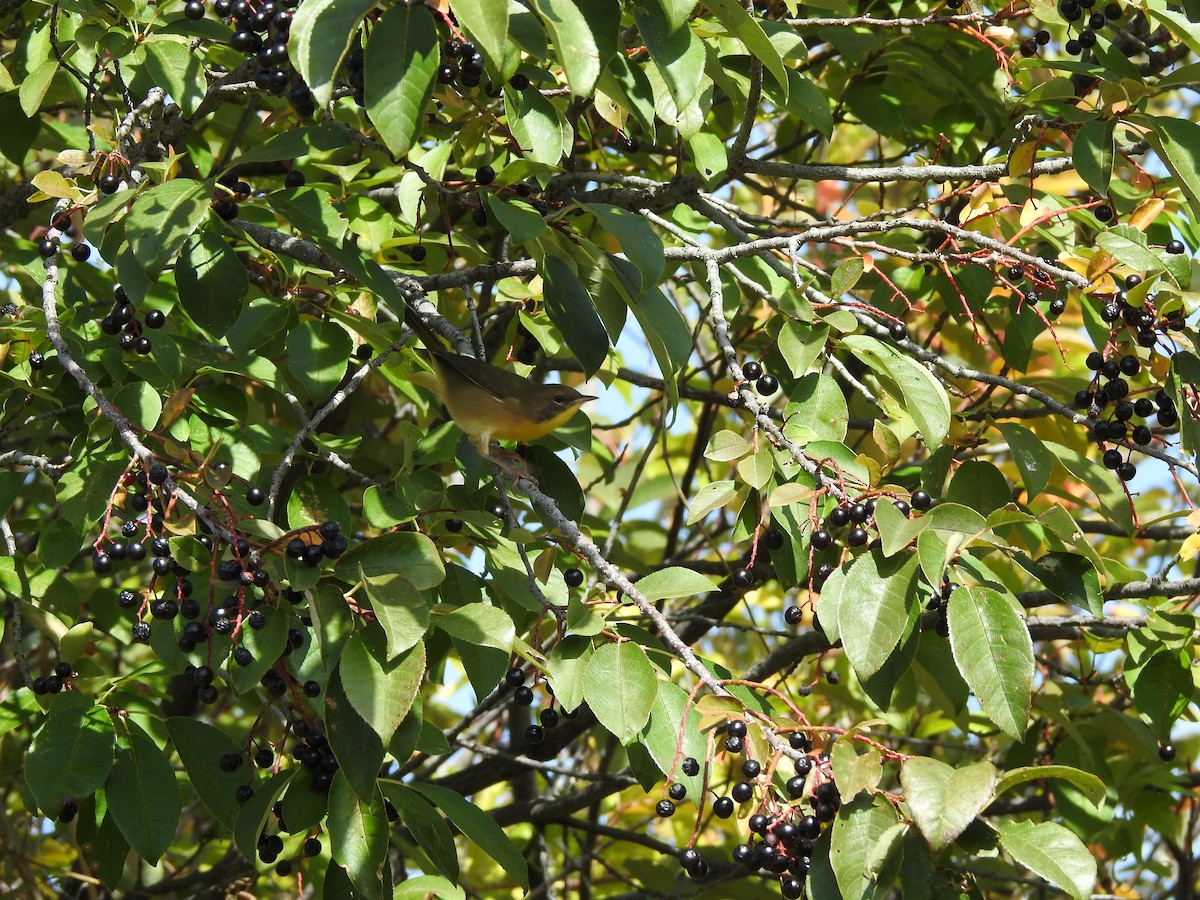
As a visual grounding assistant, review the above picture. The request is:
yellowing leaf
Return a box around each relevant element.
[1009,141,1037,178]
[31,170,79,200]
[1180,532,1200,561]
[1127,197,1166,232]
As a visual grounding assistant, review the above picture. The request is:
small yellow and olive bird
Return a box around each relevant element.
[402,304,595,450]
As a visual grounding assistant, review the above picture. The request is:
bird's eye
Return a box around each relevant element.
[554,394,567,405]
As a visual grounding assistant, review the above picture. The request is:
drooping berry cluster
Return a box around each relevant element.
[504,666,572,745]
[667,726,837,897]
[206,0,304,102]
[1071,266,1191,481]
[99,285,164,355]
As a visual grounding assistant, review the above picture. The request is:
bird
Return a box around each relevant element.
[401,303,595,451]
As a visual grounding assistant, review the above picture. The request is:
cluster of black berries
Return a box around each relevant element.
[213,171,256,221]
[1004,263,1068,317]
[31,661,74,696]
[438,39,487,90]
[927,576,955,638]
[668,727,835,897]
[285,520,348,568]
[99,285,164,355]
[1018,0,1125,57]
[344,45,366,107]
[290,721,339,791]
[206,0,302,100]
[504,667,571,745]
[1070,266,1192,480]
[742,360,780,396]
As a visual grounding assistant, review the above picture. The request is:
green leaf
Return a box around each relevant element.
[996,819,1097,900]
[233,771,291,862]
[1019,552,1103,617]
[831,256,865,296]
[289,0,377,109]
[703,0,788,96]
[165,717,247,831]
[143,37,206,116]
[485,195,547,243]
[231,125,350,167]
[778,321,829,377]
[174,228,248,339]
[125,179,212,282]
[286,318,353,402]
[505,88,570,166]
[640,681,708,800]
[584,640,659,744]
[994,765,1106,808]
[633,2,706,117]
[1096,225,1167,273]
[335,532,445,589]
[874,499,929,556]
[1043,440,1134,534]
[26,693,115,815]
[1073,117,1115,195]
[435,603,516,653]
[37,518,82,569]
[75,800,129,890]
[787,373,849,443]
[841,335,951,448]
[450,0,509,70]
[945,459,1011,516]
[546,635,593,712]
[830,796,902,900]
[329,772,389,897]
[326,673,386,801]
[280,768,331,835]
[340,635,425,743]
[585,204,665,295]
[534,0,615,97]
[634,566,720,602]
[19,58,57,118]
[686,480,739,524]
[364,5,438,159]
[394,876,466,900]
[900,757,995,851]
[230,604,291,695]
[1129,649,1192,739]
[410,783,530,891]
[380,783,459,882]
[837,548,921,680]
[542,254,609,377]
[106,719,181,863]
[1148,115,1200,222]
[785,68,834,138]
[1170,350,1200,458]
[947,586,1034,740]
[831,741,883,802]
[997,422,1053,499]
[363,573,429,657]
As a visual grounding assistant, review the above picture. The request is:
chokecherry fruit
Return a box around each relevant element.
[564,567,584,587]
[681,756,700,777]
[655,799,675,817]
[668,782,686,801]
[784,605,802,625]
[888,321,906,340]
[712,796,734,818]
[756,374,779,395]
[731,567,754,589]
[1166,239,1187,255]
[742,360,763,380]
[911,489,932,510]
